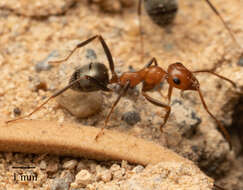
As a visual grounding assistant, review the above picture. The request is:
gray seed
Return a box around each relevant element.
[122,111,141,125]
[13,107,21,116]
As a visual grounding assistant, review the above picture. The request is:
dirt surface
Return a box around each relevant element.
[0,0,242,189]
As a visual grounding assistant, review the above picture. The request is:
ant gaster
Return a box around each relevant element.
[6,35,236,149]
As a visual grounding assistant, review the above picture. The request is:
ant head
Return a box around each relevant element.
[167,62,199,91]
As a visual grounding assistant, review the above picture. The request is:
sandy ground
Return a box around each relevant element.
[0,0,242,189]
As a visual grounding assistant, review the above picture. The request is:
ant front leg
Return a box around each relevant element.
[197,87,232,149]
[95,81,130,141]
[142,91,171,133]
[104,81,130,126]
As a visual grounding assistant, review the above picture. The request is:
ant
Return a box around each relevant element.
[6,35,236,150]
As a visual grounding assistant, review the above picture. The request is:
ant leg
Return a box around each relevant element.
[105,81,130,126]
[142,91,171,133]
[204,0,240,49]
[193,70,237,88]
[197,87,232,149]
[144,57,158,68]
[48,35,99,65]
[95,81,130,141]
[138,0,144,63]
[48,35,118,83]
[5,76,95,124]
[167,85,173,104]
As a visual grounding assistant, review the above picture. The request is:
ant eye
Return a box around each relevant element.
[173,77,180,85]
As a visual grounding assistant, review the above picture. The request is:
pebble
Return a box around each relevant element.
[98,169,112,182]
[86,49,97,60]
[75,170,93,187]
[132,165,144,173]
[13,107,21,116]
[110,164,120,172]
[35,51,58,72]
[171,99,201,138]
[47,161,59,173]
[76,162,88,171]
[63,160,78,170]
[112,169,124,180]
[57,89,103,118]
[51,178,69,190]
[40,160,47,170]
[122,111,141,125]
[61,170,75,184]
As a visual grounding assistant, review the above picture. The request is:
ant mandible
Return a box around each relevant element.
[6,35,236,149]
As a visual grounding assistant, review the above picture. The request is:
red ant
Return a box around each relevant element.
[6,35,236,150]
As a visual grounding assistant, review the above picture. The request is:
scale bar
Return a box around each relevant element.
[12,166,36,169]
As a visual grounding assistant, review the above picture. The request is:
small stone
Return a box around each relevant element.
[35,61,53,72]
[61,170,75,184]
[51,178,69,190]
[63,160,78,170]
[86,49,97,60]
[100,170,112,182]
[57,89,103,118]
[76,162,88,171]
[132,165,144,173]
[122,111,141,125]
[13,107,21,116]
[47,161,59,173]
[40,160,47,170]
[110,164,120,172]
[75,170,93,187]
[35,51,58,72]
[112,170,123,180]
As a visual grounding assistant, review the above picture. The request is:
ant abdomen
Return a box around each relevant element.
[69,62,109,92]
[144,0,178,27]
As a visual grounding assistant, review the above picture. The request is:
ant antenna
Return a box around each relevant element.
[138,0,144,63]
[204,0,242,50]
